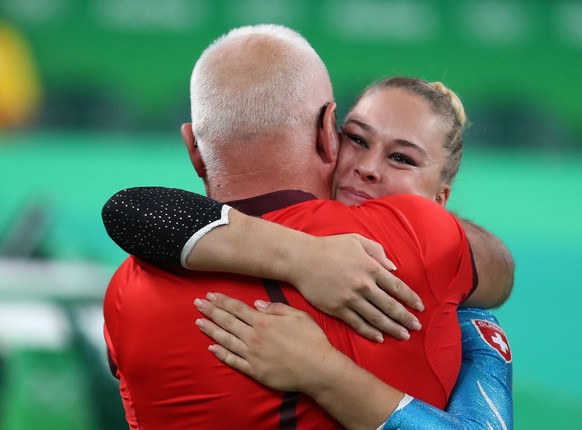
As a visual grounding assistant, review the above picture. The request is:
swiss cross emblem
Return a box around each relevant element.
[472,319,512,363]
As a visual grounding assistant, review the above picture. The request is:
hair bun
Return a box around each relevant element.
[429,81,466,126]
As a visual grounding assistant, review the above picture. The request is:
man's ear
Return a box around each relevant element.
[317,101,339,164]
[181,123,206,178]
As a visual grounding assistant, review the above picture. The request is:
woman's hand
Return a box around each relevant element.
[194,292,338,393]
[191,210,424,342]
[289,233,423,342]
[194,292,403,430]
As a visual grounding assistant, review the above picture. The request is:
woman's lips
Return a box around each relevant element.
[338,186,374,204]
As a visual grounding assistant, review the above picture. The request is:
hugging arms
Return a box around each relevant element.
[102,67,514,429]
[103,186,514,430]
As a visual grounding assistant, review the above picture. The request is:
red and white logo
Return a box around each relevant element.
[472,319,512,363]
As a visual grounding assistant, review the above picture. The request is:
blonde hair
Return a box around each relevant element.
[357,77,467,184]
[428,81,466,128]
[190,24,331,172]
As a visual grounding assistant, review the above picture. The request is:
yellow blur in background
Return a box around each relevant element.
[0,22,41,129]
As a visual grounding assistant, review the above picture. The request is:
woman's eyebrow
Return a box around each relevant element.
[345,118,372,132]
[394,139,429,157]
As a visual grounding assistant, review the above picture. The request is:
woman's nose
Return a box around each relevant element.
[355,156,380,183]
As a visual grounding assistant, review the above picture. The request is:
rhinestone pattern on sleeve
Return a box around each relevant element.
[102,187,226,266]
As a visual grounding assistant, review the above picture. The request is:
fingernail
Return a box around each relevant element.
[375,334,384,343]
[254,300,269,310]
[195,318,205,328]
[415,301,425,312]
[411,321,422,331]
[400,330,410,341]
[207,292,216,301]
[387,260,397,271]
[194,298,204,309]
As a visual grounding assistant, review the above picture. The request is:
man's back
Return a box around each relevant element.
[105,258,306,429]
[104,193,475,429]
[264,195,475,408]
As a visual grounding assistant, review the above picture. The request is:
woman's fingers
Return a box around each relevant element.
[195,319,255,377]
[194,302,249,356]
[374,266,424,312]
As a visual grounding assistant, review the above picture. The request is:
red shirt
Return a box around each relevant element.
[104,192,476,430]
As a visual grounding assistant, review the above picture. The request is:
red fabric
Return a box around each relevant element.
[104,194,474,429]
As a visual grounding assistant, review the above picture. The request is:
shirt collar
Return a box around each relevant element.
[226,190,318,216]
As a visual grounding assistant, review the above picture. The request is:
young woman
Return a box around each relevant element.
[103,77,513,429]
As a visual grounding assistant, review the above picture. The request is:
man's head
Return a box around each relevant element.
[182,24,338,201]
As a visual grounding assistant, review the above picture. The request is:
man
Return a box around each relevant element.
[103,24,510,429]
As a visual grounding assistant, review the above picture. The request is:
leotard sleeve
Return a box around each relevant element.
[102,187,230,267]
[379,308,513,429]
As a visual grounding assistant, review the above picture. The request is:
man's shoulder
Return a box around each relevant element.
[280,193,445,210]
[262,194,461,243]
[362,194,449,215]
[265,194,451,224]
[109,256,166,286]
[262,194,447,225]
[262,198,345,219]
[110,256,191,280]
[266,193,439,212]
[108,256,140,288]
[113,255,144,272]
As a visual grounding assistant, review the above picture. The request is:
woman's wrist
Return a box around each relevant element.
[272,230,321,287]
[304,348,398,430]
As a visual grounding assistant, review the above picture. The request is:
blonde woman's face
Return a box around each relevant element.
[332,88,450,205]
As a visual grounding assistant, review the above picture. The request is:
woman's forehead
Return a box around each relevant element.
[355,87,428,113]
[349,89,441,135]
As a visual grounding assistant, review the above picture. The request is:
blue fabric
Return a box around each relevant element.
[381,308,513,429]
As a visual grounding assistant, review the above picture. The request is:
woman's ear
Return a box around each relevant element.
[316,101,339,164]
[181,123,206,178]
[436,184,451,207]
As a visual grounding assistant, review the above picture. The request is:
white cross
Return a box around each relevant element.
[491,332,508,353]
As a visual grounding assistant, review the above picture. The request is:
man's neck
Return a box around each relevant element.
[203,137,335,202]
[206,170,332,203]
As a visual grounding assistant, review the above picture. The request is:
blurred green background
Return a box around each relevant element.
[1,0,581,429]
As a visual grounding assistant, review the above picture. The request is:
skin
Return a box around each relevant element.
[332,87,451,207]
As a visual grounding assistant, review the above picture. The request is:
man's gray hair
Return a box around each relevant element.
[190,24,329,168]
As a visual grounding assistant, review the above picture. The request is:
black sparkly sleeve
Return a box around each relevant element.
[102,187,230,267]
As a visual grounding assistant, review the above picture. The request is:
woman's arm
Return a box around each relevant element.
[102,187,423,341]
[195,294,513,430]
[381,308,512,429]
[457,217,515,309]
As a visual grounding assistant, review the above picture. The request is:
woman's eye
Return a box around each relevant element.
[390,153,416,166]
[346,133,367,148]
